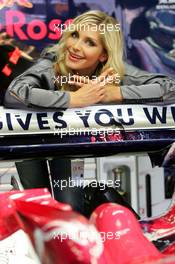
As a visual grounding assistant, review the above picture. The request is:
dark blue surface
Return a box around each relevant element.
[0,130,175,160]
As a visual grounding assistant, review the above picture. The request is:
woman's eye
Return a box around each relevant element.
[86,39,95,46]
[71,32,78,38]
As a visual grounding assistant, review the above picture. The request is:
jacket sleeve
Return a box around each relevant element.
[121,63,175,104]
[4,59,70,109]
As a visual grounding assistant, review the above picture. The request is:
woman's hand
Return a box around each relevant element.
[69,68,112,107]
[69,83,105,107]
[99,84,122,103]
[69,76,108,107]
[68,68,122,107]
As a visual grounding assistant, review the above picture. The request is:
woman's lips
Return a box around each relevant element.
[68,51,85,62]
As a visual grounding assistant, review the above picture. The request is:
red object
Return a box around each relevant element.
[0,189,105,263]
[162,242,175,255]
[0,197,23,240]
[90,136,96,142]
[90,203,162,264]
[1,47,21,76]
[14,200,105,264]
[0,196,41,263]
[8,47,21,64]
[2,64,12,76]
[140,193,175,241]
[107,132,123,142]
[0,188,72,211]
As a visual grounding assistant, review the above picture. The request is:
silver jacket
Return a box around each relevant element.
[4,54,175,109]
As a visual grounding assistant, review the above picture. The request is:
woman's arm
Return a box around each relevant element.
[5,79,71,109]
[4,58,106,109]
[99,63,175,104]
[4,58,71,109]
[69,64,175,105]
[121,63,175,104]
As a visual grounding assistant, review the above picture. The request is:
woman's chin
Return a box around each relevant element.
[65,60,82,71]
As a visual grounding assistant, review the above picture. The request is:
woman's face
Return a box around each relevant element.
[65,24,107,76]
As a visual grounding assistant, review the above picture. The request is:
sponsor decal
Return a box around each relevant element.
[0,105,175,135]
[0,9,73,41]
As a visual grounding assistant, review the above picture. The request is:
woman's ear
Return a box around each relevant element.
[99,51,108,63]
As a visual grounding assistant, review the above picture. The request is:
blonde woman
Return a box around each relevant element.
[4,10,175,109]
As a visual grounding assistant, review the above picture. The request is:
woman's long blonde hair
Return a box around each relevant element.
[46,10,125,90]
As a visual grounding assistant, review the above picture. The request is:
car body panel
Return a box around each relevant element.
[0,104,175,160]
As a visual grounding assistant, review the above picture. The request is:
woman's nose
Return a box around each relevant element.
[72,40,82,51]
